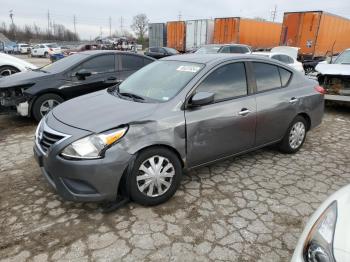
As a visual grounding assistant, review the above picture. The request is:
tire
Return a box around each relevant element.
[126,147,182,206]
[44,52,49,58]
[0,66,20,77]
[278,116,307,154]
[32,93,64,121]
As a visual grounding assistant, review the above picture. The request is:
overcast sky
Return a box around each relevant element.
[1,0,349,40]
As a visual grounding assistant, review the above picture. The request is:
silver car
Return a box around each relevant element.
[33,54,324,205]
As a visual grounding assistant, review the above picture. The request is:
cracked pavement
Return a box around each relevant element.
[0,106,349,261]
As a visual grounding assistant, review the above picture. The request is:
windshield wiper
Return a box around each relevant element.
[119,92,145,101]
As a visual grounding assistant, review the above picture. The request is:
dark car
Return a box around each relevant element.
[144,47,179,59]
[34,54,324,206]
[195,44,252,54]
[0,50,155,120]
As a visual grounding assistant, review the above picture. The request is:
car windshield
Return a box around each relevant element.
[41,53,87,73]
[164,47,179,55]
[195,46,221,54]
[117,61,204,102]
[333,50,350,64]
[47,44,59,48]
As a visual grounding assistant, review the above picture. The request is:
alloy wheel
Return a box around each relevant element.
[39,99,60,117]
[289,122,306,149]
[137,155,175,197]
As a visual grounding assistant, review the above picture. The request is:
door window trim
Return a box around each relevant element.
[248,61,294,94]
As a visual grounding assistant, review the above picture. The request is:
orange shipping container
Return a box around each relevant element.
[167,21,186,52]
[280,11,350,58]
[214,17,282,49]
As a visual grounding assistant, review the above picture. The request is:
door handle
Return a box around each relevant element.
[289,97,299,103]
[238,108,251,116]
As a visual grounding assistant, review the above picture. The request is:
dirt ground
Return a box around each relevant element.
[0,105,349,261]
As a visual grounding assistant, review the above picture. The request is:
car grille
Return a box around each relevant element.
[39,130,65,153]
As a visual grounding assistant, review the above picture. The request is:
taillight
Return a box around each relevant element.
[49,48,53,51]
[315,85,326,95]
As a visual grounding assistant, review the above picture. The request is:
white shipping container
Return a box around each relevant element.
[185,19,214,51]
[149,23,167,48]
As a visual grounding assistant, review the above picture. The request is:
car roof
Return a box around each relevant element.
[161,53,267,64]
[78,50,156,60]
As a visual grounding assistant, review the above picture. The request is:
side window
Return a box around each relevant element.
[230,46,245,53]
[253,62,281,92]
[40,45,45,48]
[120,55,144,70]
[196,62,248,102]
[149,47,157,52]
[279,67,292,86]
[279,55,293,64]
[75,55,115,74]
[144,58,154,66]
[220,46,230,53]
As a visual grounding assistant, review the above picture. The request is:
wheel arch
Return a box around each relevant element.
[297,112,311,131]
[29,91,66,118]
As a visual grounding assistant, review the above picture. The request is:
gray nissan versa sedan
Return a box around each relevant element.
[33,54,324,206]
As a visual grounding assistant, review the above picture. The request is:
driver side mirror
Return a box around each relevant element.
[189,92,214,107]
[75,69,92,80]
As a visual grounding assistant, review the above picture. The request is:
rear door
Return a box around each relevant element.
[64,54,116,98]
[252,61,297,145]
[185,62,257,167]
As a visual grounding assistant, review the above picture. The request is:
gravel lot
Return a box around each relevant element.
[0,105,349,261]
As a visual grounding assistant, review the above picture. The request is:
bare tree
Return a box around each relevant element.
[131,13,148,44]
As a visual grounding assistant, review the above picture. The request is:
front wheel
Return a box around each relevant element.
[0,66,20,77]
[32,93,64,121]
[126,147,182,206]
[278,116,307,154]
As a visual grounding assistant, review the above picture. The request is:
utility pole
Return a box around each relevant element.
[47,9,50,35]
[9,10,14,25]
[120,16,124,35]
[109,17,112,37]
[271,5,277,22]
[73,15,77,38]
[178,11,182,21]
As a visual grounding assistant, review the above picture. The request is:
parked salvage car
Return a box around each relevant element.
[0,51,155,120]
[31,43,61,58]
[0,52,37,77]
[195,44,252,54]
[144,47,179,59]
[14,43,30,54]
[292,184,350,262]
[315,48,350,102]
[253,47,304,73]
[33,54,324,205]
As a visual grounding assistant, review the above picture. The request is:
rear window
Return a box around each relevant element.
[47,44,59,48]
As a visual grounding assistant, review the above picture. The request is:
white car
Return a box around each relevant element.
[292,184,350,262]
[31,43,61,58]
[253,46,305,73]
[14,43,30,54]
[0,53,37,77]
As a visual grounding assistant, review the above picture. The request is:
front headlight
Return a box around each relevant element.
[303,201,337,262]
[61,127,128,160]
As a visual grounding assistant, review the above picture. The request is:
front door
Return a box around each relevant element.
[63,54,116,98]
[185,62,257,167]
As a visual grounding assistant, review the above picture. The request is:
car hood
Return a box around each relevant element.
[0,70,51,88]
[0,53,37,69]
[271,46,299,59]
[315,63,350,75]
[52,90,160,133]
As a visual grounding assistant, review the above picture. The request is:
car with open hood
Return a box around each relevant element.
[0,50,155,120]
[314,48,350,102]
[33,53,324,205]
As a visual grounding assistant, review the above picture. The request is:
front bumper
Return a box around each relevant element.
[33,116,133,202]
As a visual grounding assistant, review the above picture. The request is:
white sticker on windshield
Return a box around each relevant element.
[176,65,201,73]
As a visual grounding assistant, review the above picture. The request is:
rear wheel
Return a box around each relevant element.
[279,116,307,154]
[44,52,49,58]
[126,147,182,206]
[0,66,20,77]
[32,93,64,121]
